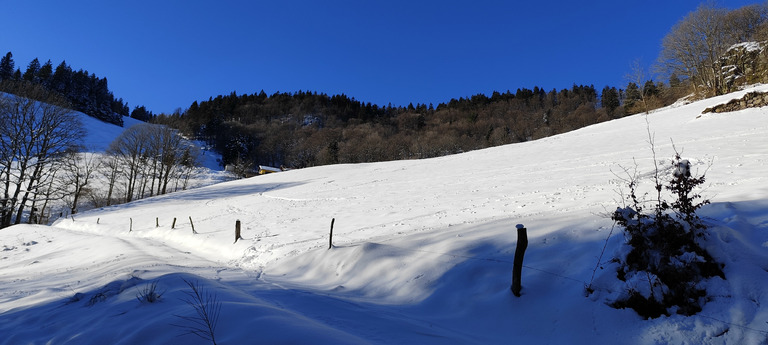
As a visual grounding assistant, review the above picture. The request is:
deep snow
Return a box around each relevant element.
[1,86,768,344]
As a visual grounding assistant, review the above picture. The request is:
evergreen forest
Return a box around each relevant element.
[0,53,153,126]
[151,82,684,173]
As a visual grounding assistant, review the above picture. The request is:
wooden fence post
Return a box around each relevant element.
[234,220,242,244]
[156,217,159,228]
[511,224,528,297]
[328,218,335,249]
[189,216,197,234]
[129,218,133,232]
[171,217,177,229]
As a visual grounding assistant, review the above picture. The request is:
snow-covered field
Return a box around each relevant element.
[1,86,768,344]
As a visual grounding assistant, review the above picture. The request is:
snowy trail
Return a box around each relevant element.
[0,224,221,313]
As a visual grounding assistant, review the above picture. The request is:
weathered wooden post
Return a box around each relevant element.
[328,218,335,249]
[129,218,133,232]
[97,218,100,224]
[156,217,159,228]
[511,224,528,297]
[189,216,197,234]
[171,217,177,229]
[234,220,243,244]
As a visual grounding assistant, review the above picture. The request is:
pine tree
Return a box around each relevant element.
[37,59,53,88]
[23,58,41,83]
[112,98,129,117]
[601,86,620,116]
[625,82,641,112]
[643,80,659,98]
[50,60,72,94]
[0,52,14,81]
[130,105,153,122]
[669,73,681,89]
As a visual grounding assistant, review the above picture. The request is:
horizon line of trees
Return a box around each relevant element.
[0,51,156,126]
[153,80,684,173]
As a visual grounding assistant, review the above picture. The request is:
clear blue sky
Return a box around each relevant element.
[1,0,760,114]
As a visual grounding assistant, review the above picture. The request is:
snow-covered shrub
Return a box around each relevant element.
[610,154,724,318]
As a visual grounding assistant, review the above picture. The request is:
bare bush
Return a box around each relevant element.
[136,281,164,304]
[173,279,221,345]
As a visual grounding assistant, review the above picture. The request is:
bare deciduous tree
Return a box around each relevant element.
[0,83,84,227]
[626,60,652,114]
[108,123,150,203]
[107,123,199,203]
[658,3,730,96]
[657,2,768,96]
[724,4,768,43]
[98,153,121,207]
[60,151,101,215]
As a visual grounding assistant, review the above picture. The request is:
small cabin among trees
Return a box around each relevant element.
[258,165,282,175]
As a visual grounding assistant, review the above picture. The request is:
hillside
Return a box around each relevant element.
[1,86,767,344]
[0,93,229,227]
[75,109,223,171]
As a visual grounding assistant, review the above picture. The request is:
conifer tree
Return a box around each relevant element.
[624,82,641,113]
[643,80,659,98]
[37,60,53,88]
[23,58,41,83]
[0,52,14,81]
[50,60,72,94]
[601,86,620,116]
[131,105,153,122]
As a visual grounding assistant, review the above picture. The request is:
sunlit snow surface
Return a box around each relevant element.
[2,86,768,344]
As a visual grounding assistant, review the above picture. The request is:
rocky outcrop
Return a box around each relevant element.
[719,41,768,94]
[702,91,768,113]
[706,41,768,113]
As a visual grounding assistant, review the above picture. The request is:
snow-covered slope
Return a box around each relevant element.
[77,110,223,171]
[0,92,141,153]
[78,111,144,152]
[1,86,767,344]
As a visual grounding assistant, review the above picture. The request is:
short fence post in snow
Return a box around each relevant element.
[129,218,133,232]
[511,224,528,297]
[156,217,159,228]
[328,218,335,250]
[171,217,177,229]
[234,220,243,244]
[189,216,197,234]
[97,218,100,224]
